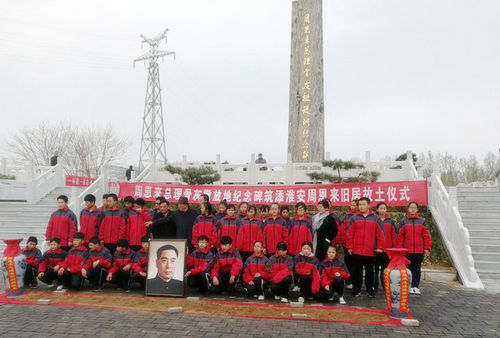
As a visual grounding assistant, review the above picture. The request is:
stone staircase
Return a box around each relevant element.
[457,186,500,281]
[0,187,83,253]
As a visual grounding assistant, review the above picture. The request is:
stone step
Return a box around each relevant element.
[474,260,500,271]
[470,237,500,245]
[456,196,500,201]
[0,221,49,227]
[467,229,500,237]
[477,270,500,280]
[471,244,500,253]
[457,187,499,192]
[472,252,500,262]
[463,223,500,231]
[461,218,500,224]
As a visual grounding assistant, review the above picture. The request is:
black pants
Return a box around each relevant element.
[104,244,117,254]
[245,277,266,297]
[374,252,389,291]
[40,269,63,286]
[215,271,236,292]
[352,255,375,295]
[24,265,38,286]
[269,276,292,298]
[344,252,354,285]
[406,253,424,288]
[130,245,142,252]
[322,278,345,298]
[187,272,211,292]
[132,273,146,289]
[240,252,252,265]
[62,271,84,290]
[87,267,107,288]
[113,270,132,289]
[297,275,313,297]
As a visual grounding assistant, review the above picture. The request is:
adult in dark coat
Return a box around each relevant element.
[312,199,338,261]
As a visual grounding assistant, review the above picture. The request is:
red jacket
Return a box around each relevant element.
[288,215,313,256]
[320,257,350,288]
[336,211,354,245]
[109,248,137,274]
[79,206,101,243]
[120,207,152,247]
[236,216,263,253]
[60,245,89,274]
[83,246,113,271]
[22,247,42,268]
[98,207,125,244]
[294,253,321,294]
[132,248,148,274]
[242,253,269,284]
[38,248,67,273]
[211,247,242,277]
[262,216,289,255]
[265,254,293,284]
[45,207,78,247]
[217,215,241,248]
[346,211,385,257]
[187,247,214,275]
[397,214,432,254]
[192,214,218,248]
[380,215,398,250]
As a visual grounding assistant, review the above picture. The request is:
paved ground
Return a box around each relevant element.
[0,278,499,337]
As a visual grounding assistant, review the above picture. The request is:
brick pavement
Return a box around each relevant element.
[0,279,498,337]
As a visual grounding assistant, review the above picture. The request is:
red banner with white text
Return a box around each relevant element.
[65,175,96,187]
[118,181,428,207]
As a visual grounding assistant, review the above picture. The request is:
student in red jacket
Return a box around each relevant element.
[22,236,42,288]
[132,236,150,289]
[280,206,292,233]
[236,205,263,263]
[58,232,89,291]
[121,196,135,225]
[266,241,293,303]
[80,194,101,245]
[259,205,269,221]
[81,236,113,291]
[346,197,385,297]
[288,202,313,256]
[37,238,67,288]
[191,202,218,250]
[321,245,350,304]
[215,200,227,221]
[45,195,78,252]
[243,240,269,300]
[186,235,214,292]
[237,202,248,221]
[342,199,358,289]
[217,204,241,249]
[211,236,242,293]
[374,202,397,293]
[99,194,124,254]
[294,241,321,303]
[397,201,432,295]
[262,203,288,256]
[120,198,152,252]
[106,239,137,291]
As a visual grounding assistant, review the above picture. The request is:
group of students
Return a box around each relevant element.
[32,191,431,301]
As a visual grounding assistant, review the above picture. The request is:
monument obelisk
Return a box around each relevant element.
[287,0,324,163]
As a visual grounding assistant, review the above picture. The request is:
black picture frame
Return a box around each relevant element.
[145,239,186,297]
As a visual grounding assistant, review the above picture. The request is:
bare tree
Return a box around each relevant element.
[9,123,128,177]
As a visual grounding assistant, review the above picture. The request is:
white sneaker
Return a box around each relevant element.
[414,288,421,295]
[298,296,305,303]
[274,295,280,300]
[253,294,258,298]
[292,285,300,292]
[327,297,334,301]
[56,285,63,291]
[346,284,353,289]
[280,297,288,303]
[258,295,265,301]
[339,297,346,305]
[409,287,415,294]
[48,282,56,288]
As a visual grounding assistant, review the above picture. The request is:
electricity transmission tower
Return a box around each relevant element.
[135,28,175,169]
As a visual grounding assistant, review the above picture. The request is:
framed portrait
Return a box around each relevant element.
[145,239,186,297]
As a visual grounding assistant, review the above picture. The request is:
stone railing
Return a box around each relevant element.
[27,164,65,203]
[428,171,483,288]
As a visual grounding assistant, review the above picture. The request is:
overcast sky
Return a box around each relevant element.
[0,0,499,166]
